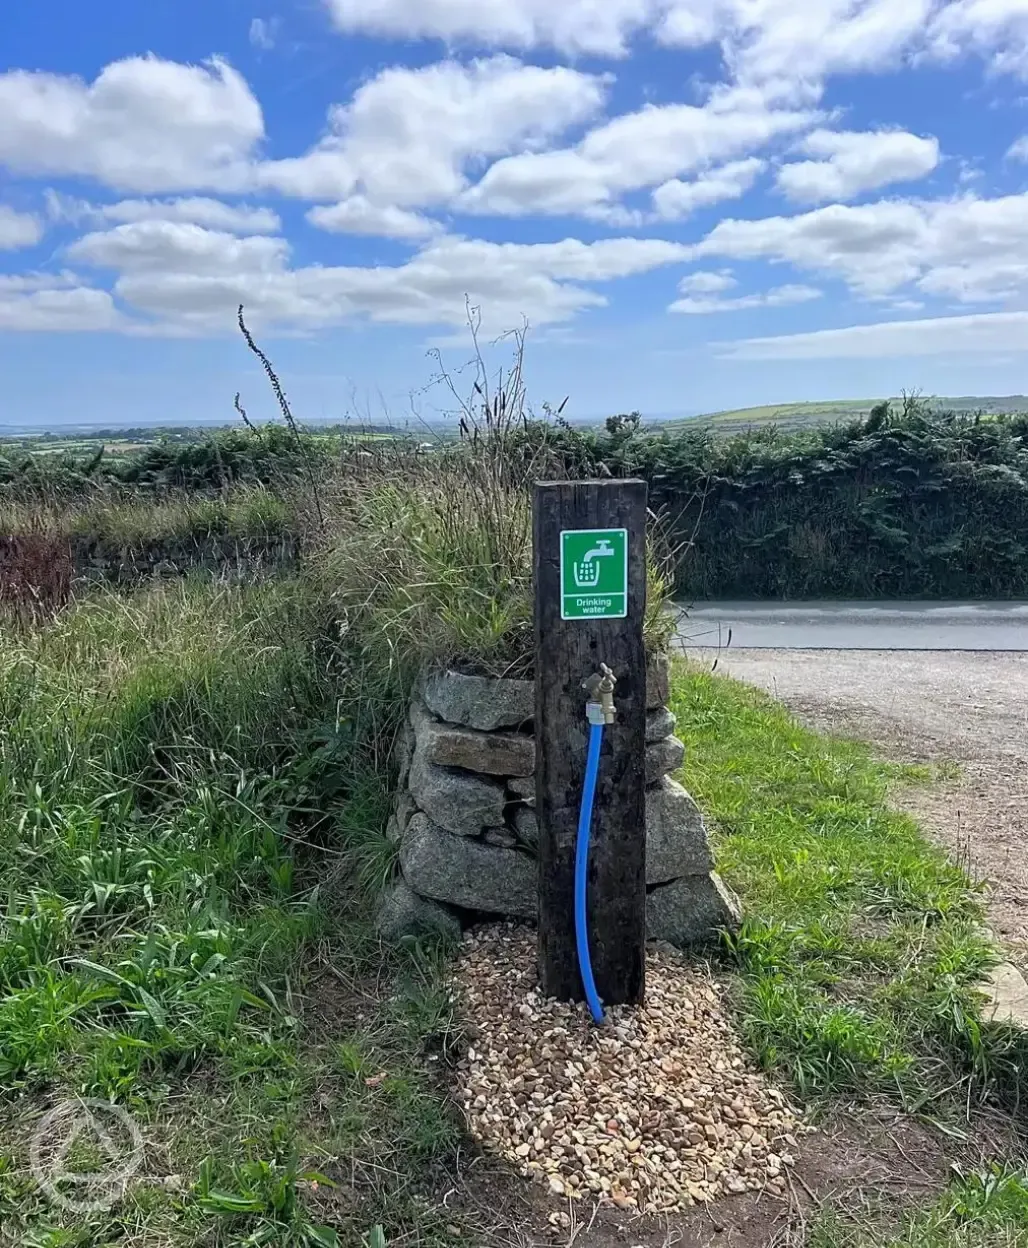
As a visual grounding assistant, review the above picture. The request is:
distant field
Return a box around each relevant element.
[697,399,880,431]
[661,394,1028,434]
[2,429,164,453]
[4,399,1028,453]
[0,423,410,460]
[7,438,147,454]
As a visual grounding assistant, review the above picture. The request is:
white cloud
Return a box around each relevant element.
[652,158,764,220]
[0,283,123,332]
[68,220,288,276]
[322,0,938,80]
[258,56,606,205]
[0,56,264,193]
[688,191,1028,303]
[322,0,1028,92]
[677,270,738,295]
[0,205,43,249]
[1007,134,1028,161]
[776,129,939,203]
[688,199,926,296]
[249,18,278,50]
[671,281,821,313]
[63,220,690,334]
[667,0,1028,89]
[501,236,689,280]
[926,0,1028,79]
[657,1,725,48]
[5,53,608,224]
[461,91,813,218]
[323,0,657,57]
[101,197,280,233]
[692,0,934,89]
[721,310,1028,359]
[917,258,1028,303]
[46,194,281,234]
[307,198,440,239]
[6,16,1028,350]
[0,271,78,293]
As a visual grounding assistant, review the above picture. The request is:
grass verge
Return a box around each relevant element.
[0,578,465,1247]
[2,590,1025,1246]
[673,665,1026,1114]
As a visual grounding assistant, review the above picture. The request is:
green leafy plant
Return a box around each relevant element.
[195,1133,340,1246]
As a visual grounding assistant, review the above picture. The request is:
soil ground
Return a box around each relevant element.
[449,1109,1013,1247]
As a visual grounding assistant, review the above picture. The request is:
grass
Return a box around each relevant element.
[659,395,1028,433]
[3,590,1024,1245]
[683,398,886,431]
[808,1166,1028,1246]
[0,577,466,1247]
[0,487,294,548]
[1,412,1026,1244]
[673,667,1026,1114]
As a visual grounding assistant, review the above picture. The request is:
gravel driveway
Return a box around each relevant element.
[713,650,1028,970]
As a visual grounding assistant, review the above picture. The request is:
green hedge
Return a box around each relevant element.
[8,405,1028,599]
[524,406,1028,599]
[0,425,326,498]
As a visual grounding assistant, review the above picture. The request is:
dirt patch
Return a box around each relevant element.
[715,650,1028,975]
[448,1107,975,1247]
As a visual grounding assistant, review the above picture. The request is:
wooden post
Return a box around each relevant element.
[534,479,648,1006]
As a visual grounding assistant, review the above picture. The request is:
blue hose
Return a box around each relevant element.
[575,721,605,1024]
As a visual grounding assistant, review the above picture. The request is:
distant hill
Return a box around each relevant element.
[0,420,411,442]
[658,396,1028,435]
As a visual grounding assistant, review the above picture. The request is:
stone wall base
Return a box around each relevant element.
[377,657,740,949]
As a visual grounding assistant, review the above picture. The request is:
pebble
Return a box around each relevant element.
[453,925,807,1215]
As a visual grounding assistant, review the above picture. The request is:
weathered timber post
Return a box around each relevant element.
[534,479,648,1006]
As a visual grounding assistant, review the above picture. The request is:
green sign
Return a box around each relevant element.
[560,528,629,620]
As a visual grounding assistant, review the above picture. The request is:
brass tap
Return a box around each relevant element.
[582,663,617,725]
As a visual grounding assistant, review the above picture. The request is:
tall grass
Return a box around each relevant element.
[0,574,471,1246]
[0,577,335,799]
[1,488,300,623]
[317,399,675,778]
[0,484,294,547]
[325,458,674,668]
[0,577,343,1085]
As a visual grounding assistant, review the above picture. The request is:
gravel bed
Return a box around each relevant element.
[454,925,807,1220]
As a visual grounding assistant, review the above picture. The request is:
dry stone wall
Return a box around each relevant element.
[377,655,741,948]
[71,533,298,586]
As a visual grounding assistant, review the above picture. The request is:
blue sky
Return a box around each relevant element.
[2,0,1028,427]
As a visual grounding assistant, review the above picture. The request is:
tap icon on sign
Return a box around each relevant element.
[573,539,615,588]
